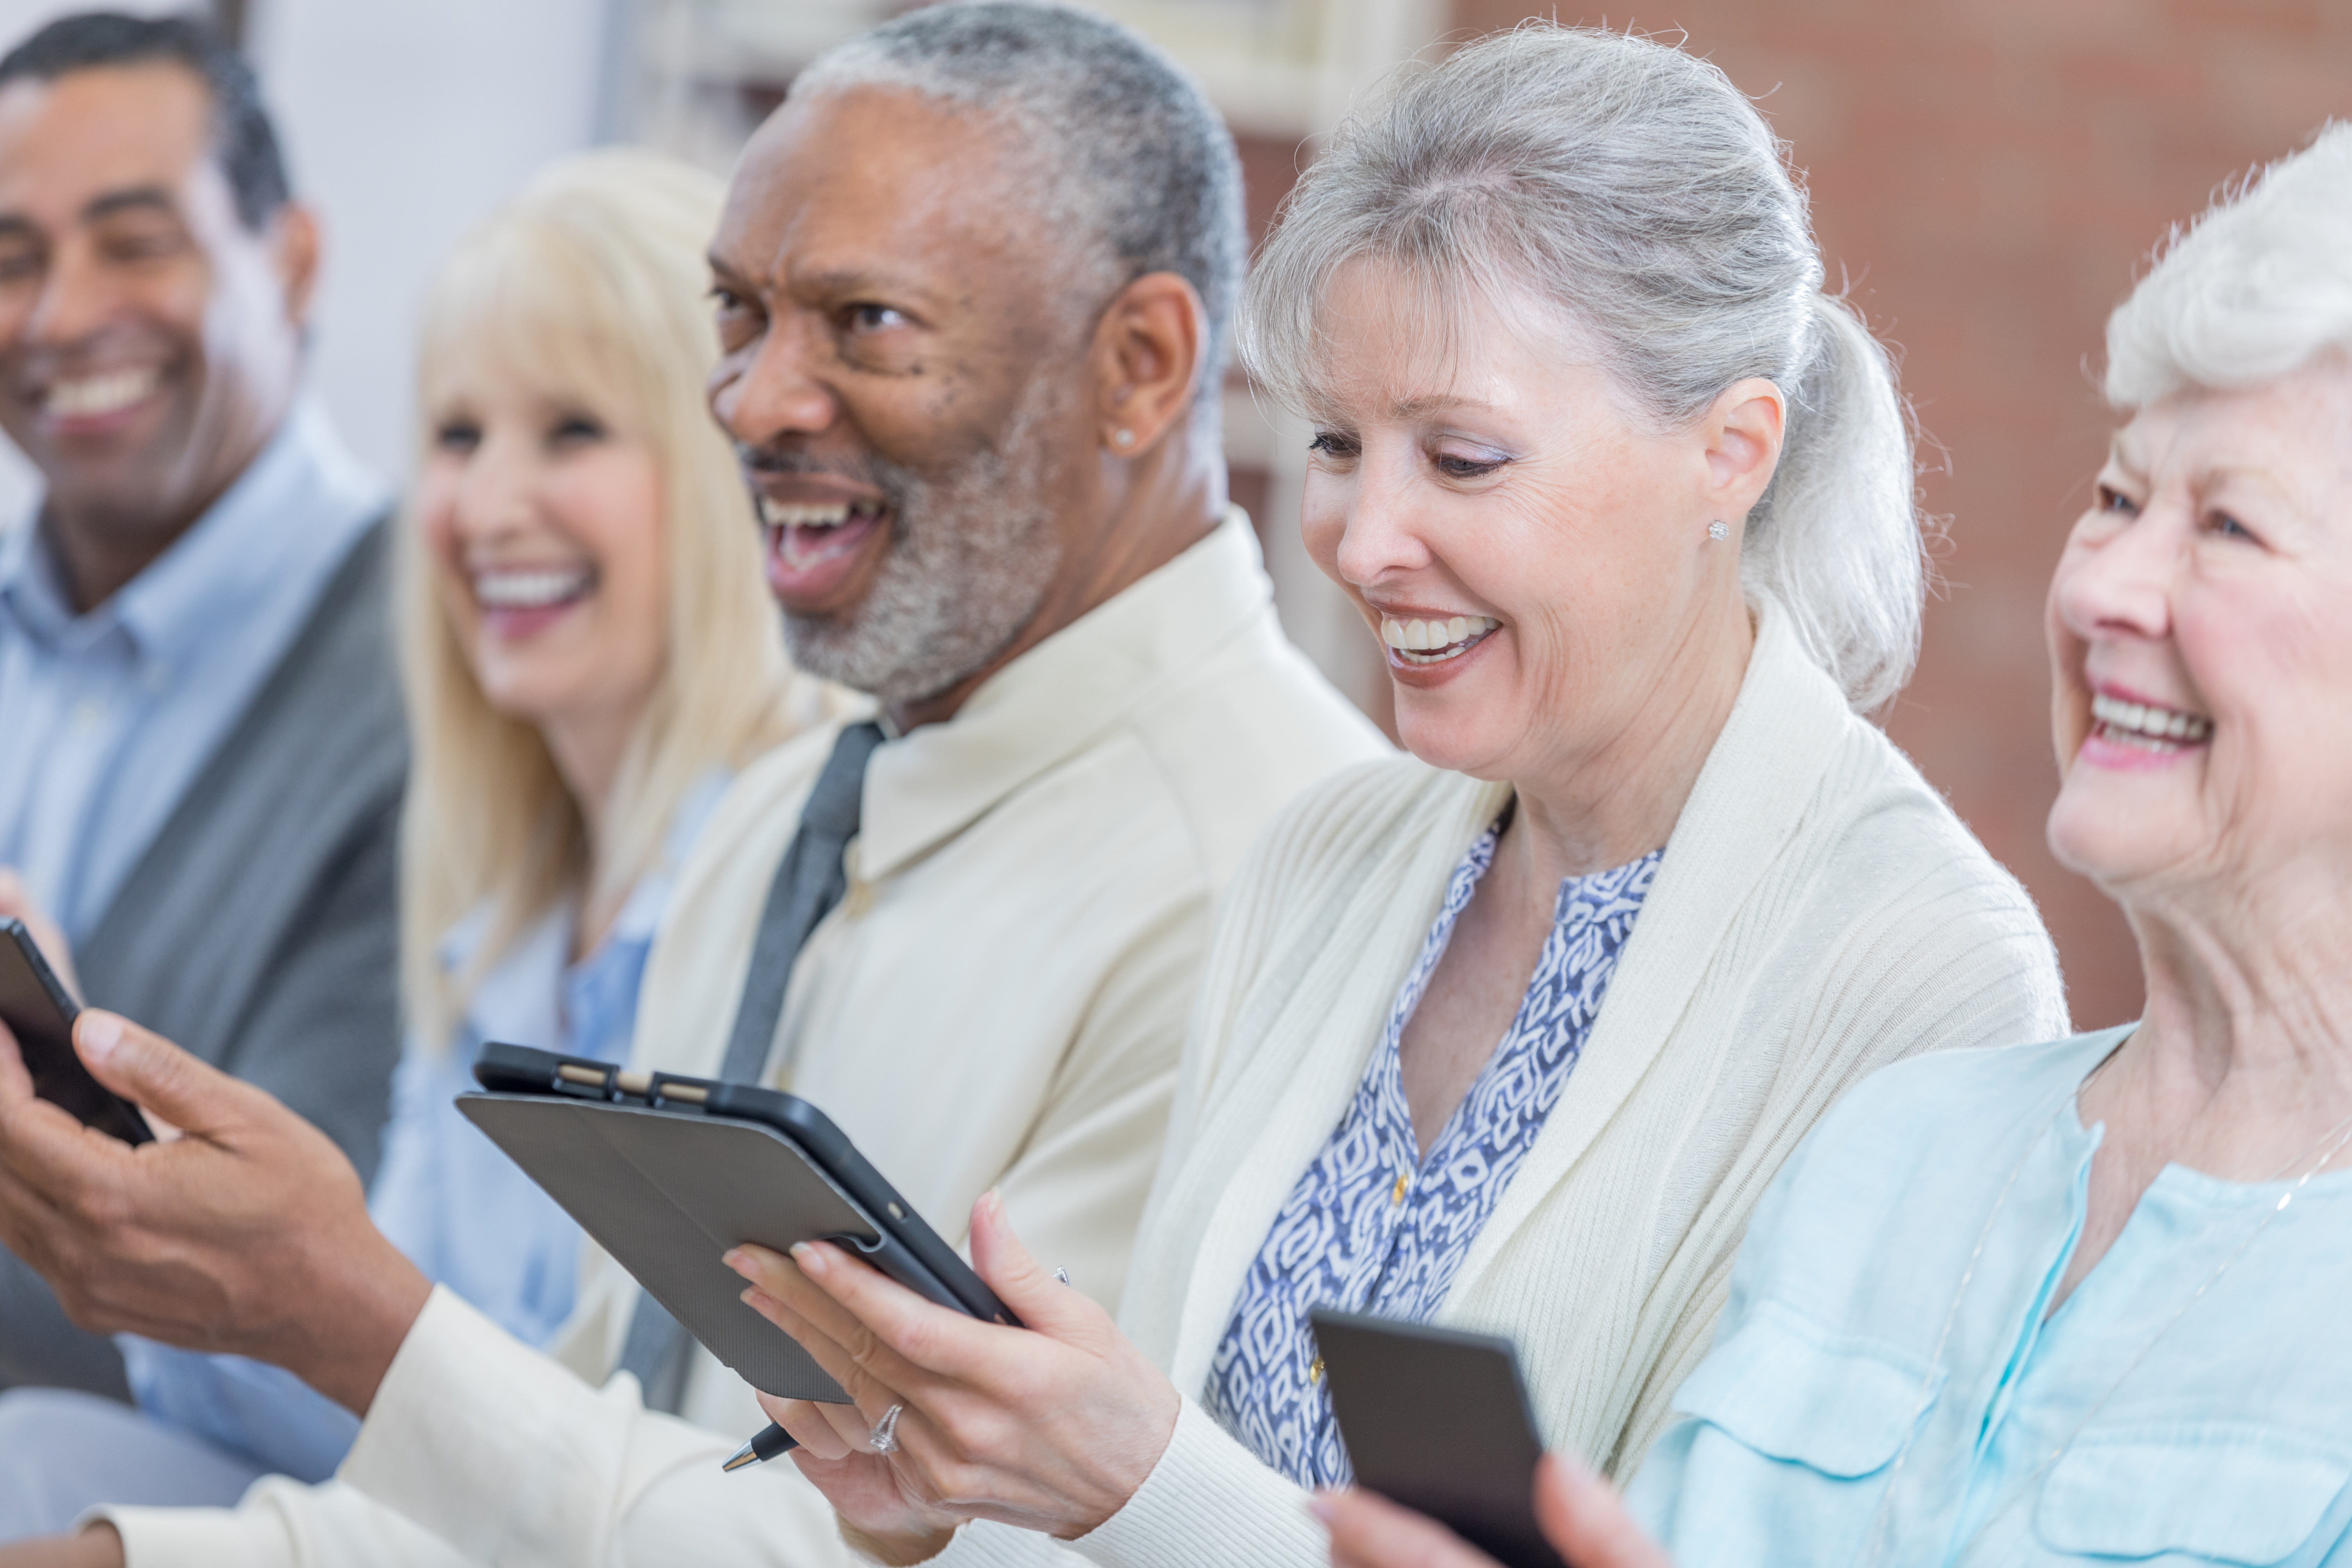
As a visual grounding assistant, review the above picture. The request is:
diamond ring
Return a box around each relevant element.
[870,1402,905,1455]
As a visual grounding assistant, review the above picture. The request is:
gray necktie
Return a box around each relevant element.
[615,719,887,1413]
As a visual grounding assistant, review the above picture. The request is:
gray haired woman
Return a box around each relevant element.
[1322,118,2352,1568]
[728,24,2067,1567]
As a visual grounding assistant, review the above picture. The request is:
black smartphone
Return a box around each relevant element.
[0,918,151,1144]
[1311,1308,1566,1568]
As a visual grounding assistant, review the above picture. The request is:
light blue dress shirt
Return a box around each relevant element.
[1206,817,1660,1487]
[1630,1025,2352,1567]
[118,775,730,1483]
[0,399,388,943]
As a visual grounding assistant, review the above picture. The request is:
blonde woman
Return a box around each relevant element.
[0,148,818,1530]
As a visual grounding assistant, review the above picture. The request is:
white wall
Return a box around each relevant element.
[250,0,612,481]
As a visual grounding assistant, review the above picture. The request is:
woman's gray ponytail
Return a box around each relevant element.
[1747,293,1922,711]
[1241,24,1925,712]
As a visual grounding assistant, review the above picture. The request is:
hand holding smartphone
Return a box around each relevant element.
[0,917,152,1144]
[1312,1308,1568,1568]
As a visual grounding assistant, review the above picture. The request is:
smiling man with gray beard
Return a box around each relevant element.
[0,7,1388,1568]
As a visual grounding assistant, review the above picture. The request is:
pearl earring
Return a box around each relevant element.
[1707,520,1730,541]
[1113,428,1136,449]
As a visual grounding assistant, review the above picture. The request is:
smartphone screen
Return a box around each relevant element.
[1311,1308,1567,1568]
[0,918,151,1144]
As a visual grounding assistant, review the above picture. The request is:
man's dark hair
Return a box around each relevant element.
[0,10,289,230]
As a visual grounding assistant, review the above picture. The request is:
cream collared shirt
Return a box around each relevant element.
[103,511,1388,1568]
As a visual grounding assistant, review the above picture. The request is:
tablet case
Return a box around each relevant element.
[458,1053,998,1404]
[1311,1309,1567,1568]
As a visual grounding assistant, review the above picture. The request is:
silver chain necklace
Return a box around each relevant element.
[1857,1061,2352,1568]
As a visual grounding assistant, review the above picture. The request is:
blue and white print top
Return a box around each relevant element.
[1204,818,1661,1487]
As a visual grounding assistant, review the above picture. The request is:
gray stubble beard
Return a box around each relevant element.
[780,374,1070,708]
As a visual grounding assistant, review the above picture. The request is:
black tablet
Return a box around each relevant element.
[458,1043,1017,1404]
[0,918,151,1145]
[1311,1308,1567,1568]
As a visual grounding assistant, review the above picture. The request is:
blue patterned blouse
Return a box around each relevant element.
[1204,819,1660,1487]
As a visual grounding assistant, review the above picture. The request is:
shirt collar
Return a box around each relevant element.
[0,398,388,665]
[857,507,1274,880]
[0,518,76,648]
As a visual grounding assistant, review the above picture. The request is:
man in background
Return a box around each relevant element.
[0,13,403,1402]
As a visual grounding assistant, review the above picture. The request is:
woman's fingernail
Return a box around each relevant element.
[1307,1494,1336,1524]
[790,1241,822,1273]
[723,1248,747,1274]
[78,1013,122,1062]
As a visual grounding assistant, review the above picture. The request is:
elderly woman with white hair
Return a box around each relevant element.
[729,24,2067,1567]
[1316,119,2352,1568]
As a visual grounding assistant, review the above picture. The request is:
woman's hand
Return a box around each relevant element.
[1316,1454,1672,1568]
[729,1189,1182,1562]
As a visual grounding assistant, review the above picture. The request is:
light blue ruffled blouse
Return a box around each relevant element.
[118,775,726,1482]
[1629,1025,2352,1567]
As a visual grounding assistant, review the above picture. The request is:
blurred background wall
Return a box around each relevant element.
[0,0,2345,1027]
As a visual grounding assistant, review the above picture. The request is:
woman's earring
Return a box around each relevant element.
[1707,520,1730,541]
[1113,428,1136,449]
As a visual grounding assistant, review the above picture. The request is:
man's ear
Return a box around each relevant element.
[271,202,322,331]
[1090,271,1205,458]
[1701,375,1786,525]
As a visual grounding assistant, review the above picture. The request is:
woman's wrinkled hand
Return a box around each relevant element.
[1315,1453,1672,1568]
[728,1188,1182,1563]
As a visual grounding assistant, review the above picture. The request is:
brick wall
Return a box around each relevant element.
[1437,0,2352,1028]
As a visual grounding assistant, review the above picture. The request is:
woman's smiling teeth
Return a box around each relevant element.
[474,565,595,610]
[1381,613,1501,664]
[2091,692,2213,750]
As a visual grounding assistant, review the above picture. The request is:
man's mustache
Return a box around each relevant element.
[733,443,885,488]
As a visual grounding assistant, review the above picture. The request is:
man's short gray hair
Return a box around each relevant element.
[2106,122,2352,409]
[1241,24,1923,713]
[793,1,1245,419]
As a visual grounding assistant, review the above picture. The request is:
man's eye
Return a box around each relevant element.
[846,303,909,332]
[2097,484,2138,516]
[434,420,481,454]
[2212,511,2255,542]
[1307,431,1357,458]
[0,248,40,285]
[96,225,185,264]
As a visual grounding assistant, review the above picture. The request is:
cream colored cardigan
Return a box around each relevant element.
[947,601,2069,1568]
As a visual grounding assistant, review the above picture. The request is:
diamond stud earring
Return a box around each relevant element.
[1707,520,1730,541]
[1113,428,1136,448]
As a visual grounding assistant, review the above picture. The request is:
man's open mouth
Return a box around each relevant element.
[759,496,891,603]
[40,366,161,422]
